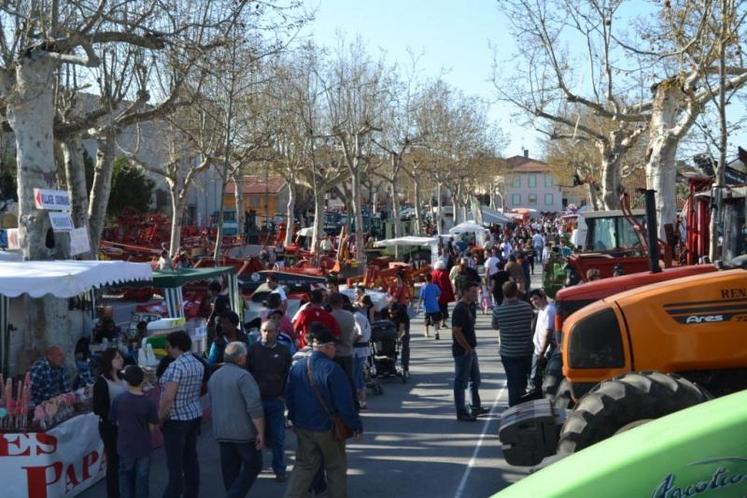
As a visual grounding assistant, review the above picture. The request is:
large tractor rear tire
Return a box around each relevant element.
[557,371,710,454]
[551,378,575,412]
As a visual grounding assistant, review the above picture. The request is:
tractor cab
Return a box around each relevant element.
[576,210,645,253]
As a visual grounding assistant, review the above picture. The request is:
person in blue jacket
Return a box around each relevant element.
[284,323,363,498]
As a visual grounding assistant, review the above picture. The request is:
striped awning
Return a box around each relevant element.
[228,272,242,318]
[164,287,185,318]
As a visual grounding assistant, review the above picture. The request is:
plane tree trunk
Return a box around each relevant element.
[88,132,116,254]
[61,135,94,258]
[284,176,296,246]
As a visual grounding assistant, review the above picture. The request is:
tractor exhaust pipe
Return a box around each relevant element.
[644,189,661,273]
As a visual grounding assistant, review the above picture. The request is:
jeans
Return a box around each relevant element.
[453,351,481,415]
[542,349,564,396]
[285,428,347,498]
[99,422,119,498]
[119,455,151,498]
[162,418,201,498]
[529,353,545,393]
[352,356,366,390]
[334,355,358,411]
[400,325,411,371]
[502,356,532,407]
[534,246,544,263]
[219,441,262,498]
[263,398,287,476]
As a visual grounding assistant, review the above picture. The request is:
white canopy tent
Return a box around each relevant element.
[374,236,439,248]
[480,207,512,225]
[0,260,153,298]
[0,260,153,375]
[449,221,490,246]
[374,236,450,265]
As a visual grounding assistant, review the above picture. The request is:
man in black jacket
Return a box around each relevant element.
[246,319,293,482]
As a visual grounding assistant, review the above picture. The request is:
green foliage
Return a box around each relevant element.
[107,156,155,217]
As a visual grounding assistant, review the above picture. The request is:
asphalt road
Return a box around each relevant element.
[81,271,544,498]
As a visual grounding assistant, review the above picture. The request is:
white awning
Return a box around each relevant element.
[374,236,440,248]
[481,207,512,225]
[0,260,153,298]
[449,222,489,234]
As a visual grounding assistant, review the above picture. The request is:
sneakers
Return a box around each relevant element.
[471,406,490,417]
[456,412,477,422]
[275,473,287,483]
[435,333,440,340]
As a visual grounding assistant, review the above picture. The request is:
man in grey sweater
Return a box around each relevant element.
[208,341,265,498]
[329,293,358,410]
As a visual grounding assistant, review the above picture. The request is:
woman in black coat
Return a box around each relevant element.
[92,348,126,498]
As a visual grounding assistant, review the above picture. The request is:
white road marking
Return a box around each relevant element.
[454,383,507,498]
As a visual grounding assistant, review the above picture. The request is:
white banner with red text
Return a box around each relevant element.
[0,412,105,498]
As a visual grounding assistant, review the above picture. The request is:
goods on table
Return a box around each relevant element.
[0,373,31,431]
[0,373,92,432]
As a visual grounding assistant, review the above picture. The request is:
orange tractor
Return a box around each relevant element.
[499,189,747,467]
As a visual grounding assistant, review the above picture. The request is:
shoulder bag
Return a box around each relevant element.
[306,357,354,442]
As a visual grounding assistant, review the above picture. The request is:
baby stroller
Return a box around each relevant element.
[370,320,406,384]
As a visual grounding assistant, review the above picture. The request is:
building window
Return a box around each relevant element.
[528,174,537,188]
[512,193,521,206]
[544,193,554,206]
[528,193,537,206]
[512,176,521,188]
[545,174,554,187]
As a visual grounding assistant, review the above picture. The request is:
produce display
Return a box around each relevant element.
[0,373,31,431]
[0,373,92,432]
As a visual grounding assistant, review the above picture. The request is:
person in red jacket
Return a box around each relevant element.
[292,289,341,348]
[387,271,412,306]
[432,260,455,328]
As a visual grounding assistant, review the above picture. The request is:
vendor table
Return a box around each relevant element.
[0,412,105,498]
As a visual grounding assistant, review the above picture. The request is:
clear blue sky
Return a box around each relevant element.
[303,0,536,158]
[302,0,747,165]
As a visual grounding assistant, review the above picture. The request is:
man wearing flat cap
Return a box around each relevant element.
[284,323,362,498]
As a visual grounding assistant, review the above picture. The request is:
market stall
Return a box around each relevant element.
[448,221,490,246]
[480,206,512,226]
[0,260,153,375]
[0,260,153,498]
[374,236,449,265]
[148,266,240,319]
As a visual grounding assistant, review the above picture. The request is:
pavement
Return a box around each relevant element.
[81,271,544,498]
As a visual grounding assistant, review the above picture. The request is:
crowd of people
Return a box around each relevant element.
[74,269,390,498]
[430,216,569,420]
[23,213,583,498]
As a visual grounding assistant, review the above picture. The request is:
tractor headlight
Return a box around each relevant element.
[568,307,624,369]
